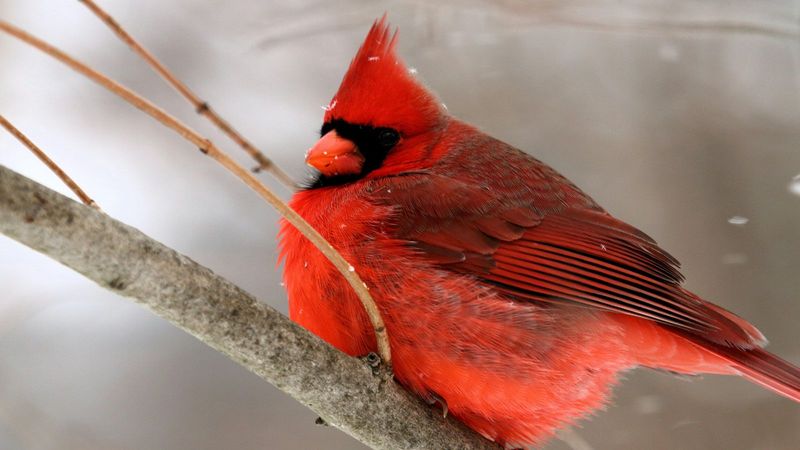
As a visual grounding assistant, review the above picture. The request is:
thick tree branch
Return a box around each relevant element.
[0,165,497,450]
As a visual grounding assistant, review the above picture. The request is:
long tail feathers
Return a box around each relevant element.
[721,346,800,403]
[671,294,800,402]
[677,328,800,403]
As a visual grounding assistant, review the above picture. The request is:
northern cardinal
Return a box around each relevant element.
[279,17,800,447]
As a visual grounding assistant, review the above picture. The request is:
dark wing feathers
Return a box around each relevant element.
[372,169,760,349]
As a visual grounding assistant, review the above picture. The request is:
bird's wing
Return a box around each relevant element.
[372,170,763,349]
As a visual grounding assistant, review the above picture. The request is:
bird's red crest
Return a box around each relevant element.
[323,16,444,136]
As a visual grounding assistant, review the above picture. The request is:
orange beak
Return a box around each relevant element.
[305,130,365,176]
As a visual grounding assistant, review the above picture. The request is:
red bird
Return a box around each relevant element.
[280,17,800,447]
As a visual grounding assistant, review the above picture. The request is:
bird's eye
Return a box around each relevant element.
[377,129,400,148]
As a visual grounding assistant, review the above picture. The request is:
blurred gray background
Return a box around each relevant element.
[1,1,799,449]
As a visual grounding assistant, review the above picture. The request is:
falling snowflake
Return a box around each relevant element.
[788,174,800,197]
[727,216,749,226]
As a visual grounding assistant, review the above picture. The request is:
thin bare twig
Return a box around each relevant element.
[0,20,392,367]
[480,0,800,40]
[77,0,299,189]
[537,16,800,40]
[0,114,99,209]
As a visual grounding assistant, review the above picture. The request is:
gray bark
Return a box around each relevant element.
[0,165,498,450]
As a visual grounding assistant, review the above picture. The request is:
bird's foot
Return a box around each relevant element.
[425,391,449,418]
